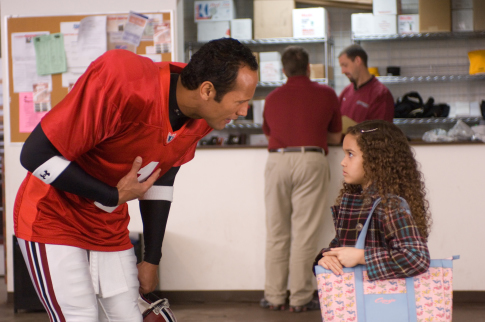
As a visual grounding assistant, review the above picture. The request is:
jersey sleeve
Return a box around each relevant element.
[41,54,124,161]
[364,198,430,280]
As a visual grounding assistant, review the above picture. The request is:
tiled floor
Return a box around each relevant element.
[1,278,484,321]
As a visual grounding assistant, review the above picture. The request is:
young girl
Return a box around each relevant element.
[315,120,432,280]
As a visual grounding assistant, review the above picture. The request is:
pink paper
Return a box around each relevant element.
[19,92,48,133]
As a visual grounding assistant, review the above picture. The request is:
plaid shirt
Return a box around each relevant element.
[315,190,430,280]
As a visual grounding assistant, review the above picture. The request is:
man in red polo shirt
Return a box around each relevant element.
[261,46,342,313]
[338,44,394,123]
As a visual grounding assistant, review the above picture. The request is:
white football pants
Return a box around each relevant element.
[18,238,142,322]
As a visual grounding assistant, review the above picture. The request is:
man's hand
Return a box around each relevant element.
[137,261,159,294]
[324,247,365,270]
[116,157,161,205]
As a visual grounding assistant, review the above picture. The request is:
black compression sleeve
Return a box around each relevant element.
[139,166,180,264]
[20,124,119,206]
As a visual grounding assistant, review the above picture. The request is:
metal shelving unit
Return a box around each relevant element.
[393,117,482,125]
[353,31,485,42]
[377,74,485,84]
[353,31,485,86]
[186,37,334,87]
[258,78,332,87]
[225,123,262,129]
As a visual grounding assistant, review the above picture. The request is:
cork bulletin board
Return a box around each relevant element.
[6,11,173,143]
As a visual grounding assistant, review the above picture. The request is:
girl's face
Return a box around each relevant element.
[341,134,368,187]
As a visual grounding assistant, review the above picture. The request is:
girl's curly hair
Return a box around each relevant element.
[336,120,432,239]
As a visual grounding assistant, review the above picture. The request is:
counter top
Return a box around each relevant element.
[197,140,484,149]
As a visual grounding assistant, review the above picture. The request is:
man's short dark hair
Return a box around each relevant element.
[339,44,368,67]
[281,46,309,77]
[181,38,258,102]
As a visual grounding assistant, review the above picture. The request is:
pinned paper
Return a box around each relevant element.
[33,33,67,75]
[122,11,149,46]
[19,91,49,133]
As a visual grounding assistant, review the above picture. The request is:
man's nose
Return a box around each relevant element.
[236,105,248,117]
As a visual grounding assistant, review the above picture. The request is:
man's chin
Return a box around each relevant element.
[209,123,226,130]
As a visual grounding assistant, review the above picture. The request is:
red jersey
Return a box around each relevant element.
[339,76,394,123]
[14,50,212,251]
[262,76,342,154]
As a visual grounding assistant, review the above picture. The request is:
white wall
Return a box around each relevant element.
[1,0,181,293]
[156,144,485,291]
[2,0,483,294]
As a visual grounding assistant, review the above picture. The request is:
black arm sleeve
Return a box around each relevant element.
[139,166,180,265]
[20,124,119,206]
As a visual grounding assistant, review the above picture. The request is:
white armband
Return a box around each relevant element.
[139,186,174,202]
[32,156,71,184]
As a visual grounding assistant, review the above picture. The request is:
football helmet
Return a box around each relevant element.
[138,293,177,322]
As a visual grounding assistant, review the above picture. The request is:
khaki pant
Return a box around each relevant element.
[264,151,329,306]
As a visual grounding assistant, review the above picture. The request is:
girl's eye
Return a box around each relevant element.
[349,152,353,157]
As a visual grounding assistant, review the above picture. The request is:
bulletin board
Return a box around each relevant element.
[6,11,173,143]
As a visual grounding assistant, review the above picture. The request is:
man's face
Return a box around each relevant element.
[201,66,258,130]
[339,54,360,84]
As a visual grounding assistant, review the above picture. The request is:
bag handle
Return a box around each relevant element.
[355,197,412,249]
[354,198,381,250]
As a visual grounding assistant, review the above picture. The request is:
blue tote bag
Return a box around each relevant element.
[315,198,458,322]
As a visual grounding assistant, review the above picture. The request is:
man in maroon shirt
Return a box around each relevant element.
[339,44,394,123]
[261,46,342,313]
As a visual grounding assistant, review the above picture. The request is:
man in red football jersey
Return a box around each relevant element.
[15,38,258,322]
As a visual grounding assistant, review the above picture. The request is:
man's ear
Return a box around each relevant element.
[199,81,215,101]
[354,56,362,66]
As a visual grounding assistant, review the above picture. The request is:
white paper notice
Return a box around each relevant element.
[11,32,52,93]
[77,15,107,67]
[122,11,149,46]
[60,21,87,87]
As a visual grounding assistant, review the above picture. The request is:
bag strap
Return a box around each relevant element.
[354,198,381,250]
[355,196,412,250]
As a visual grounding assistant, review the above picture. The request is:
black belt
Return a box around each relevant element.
[269,147,324,153]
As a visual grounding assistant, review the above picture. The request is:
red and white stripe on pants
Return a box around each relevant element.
[17,238,142,322]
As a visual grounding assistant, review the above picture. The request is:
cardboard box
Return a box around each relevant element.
[195,1,235,22]
[259,51,282,82]
[197,21,230,42]
[419,0,451,32]
[452,9,473,31]
[474,0,485,31]
[351,13,375,36]
[398,14,419,34]
[373,0,400,15]
[231,19,252,40]
[309,64,334,80]
[452,0,473,9]
[374,15,397,35]
[254,0,294,39]
[292,7,327,38]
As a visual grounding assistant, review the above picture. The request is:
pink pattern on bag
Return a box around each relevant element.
[317,267,454,322]
[414,267,453,322]
[317,272,357,322]
[363,271,407,294]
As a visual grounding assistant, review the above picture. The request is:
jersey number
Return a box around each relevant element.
[137,162,160,182]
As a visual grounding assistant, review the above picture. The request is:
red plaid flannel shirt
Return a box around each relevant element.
[315,191,430,280]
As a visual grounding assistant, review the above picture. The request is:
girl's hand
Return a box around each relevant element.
[318,255,344,275]
[324,247,365,269]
